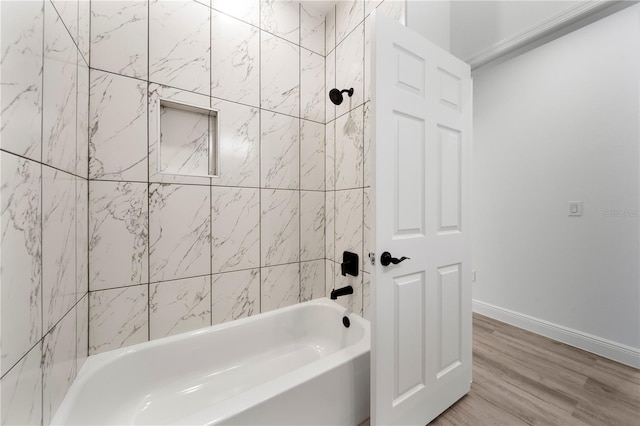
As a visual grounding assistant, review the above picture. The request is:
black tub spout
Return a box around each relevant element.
[330,285,354,300]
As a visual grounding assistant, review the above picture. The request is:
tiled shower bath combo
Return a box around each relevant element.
[0,0,404,423]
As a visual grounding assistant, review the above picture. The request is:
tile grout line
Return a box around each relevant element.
[209,3,214,328]
[258,0,262,316]
[146,0,151,344]
[332,3,337,294]
[40,2,46,422]
[323,6,328,299]
[85,0,92,370]
[74,0,80,384]
[89,64,327,126]
[298,1,302,304]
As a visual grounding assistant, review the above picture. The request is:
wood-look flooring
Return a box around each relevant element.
[430,314,640,426]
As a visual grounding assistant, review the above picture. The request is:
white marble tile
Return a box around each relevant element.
[43,308,76,425]
[42,310,77,425]
[335,188,363,264]
[325,260,335,297]
[335,105,364,190]
[212,0,259,26]
[300,3,325,55]
[364,0,382,16]
[261,263,300,312]
[211,98,260,187]
[376,0,406,23]
[89,181,148,291]
[148,84,211,185]
[325,190,335,261]
[0,342,42,426]
[301,50,325,123]
[43,1,78,175]
[325,5,336,54]
[90,0,148,79]
[332,262,363,315]
[149,0,210,95]
[78,0,90,63]
[0,153,41,376]
[363,101,372,187]
[261,111,299,189]
[149,184,211,281]
[364,15,371,103]
[300,120,325,191]
[336,0,364,45]
[301,260,325,302]
[150,276,211,339]
[261,32,299,116]
[362,272,371,321]
[261,189,299,266]
[77,57,89,179]
[363,188,372,274]
[211,268,260,325]
[0,0,43,162]
[211,11,260,107]
[211,187,260,273]
[51,0,78,43]
[76,178,88,299]
[325,50,336,123]
[89,70,148,182]
[336,24,364,116]
[76,294,89,372]
[325,120,335,190]
[260,0,299,44]
[42,166,77,333]
[89,285,149,355]
[300,191,325,261]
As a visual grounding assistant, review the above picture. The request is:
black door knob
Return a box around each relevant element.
[380,251,410,266]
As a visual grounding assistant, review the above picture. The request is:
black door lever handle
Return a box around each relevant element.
[380,251,410,266]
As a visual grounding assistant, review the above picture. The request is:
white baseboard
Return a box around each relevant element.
[472,300,640,369]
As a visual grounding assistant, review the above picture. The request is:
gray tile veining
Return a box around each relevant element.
[212,268,260,325]
[0,0,43,162]
[149,183,211,282]
[1,153,42,376]
[150,276,211,339]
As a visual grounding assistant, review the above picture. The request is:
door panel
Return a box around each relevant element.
[394,112,425,236]
[371,11,472,426]
[393,271,426,404]
[437,263,462,377]
[438,125,462,233]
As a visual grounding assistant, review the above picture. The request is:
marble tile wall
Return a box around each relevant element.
[1,1,406,423]
[86,0,329,360]
[325,0,405,320]
[1,1,90,424]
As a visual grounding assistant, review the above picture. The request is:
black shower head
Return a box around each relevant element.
[329,88,354,105]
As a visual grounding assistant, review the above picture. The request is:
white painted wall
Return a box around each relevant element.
[450,0,582,61]
[405,0,450,51]
[472,4,640,362]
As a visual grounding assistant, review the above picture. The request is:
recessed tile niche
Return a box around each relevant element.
[158,99,219,177]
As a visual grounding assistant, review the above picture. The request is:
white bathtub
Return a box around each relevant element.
[52,298,370,425]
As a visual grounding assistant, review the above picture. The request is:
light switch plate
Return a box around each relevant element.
[568,201,583,216]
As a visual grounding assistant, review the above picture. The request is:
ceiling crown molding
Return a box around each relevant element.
[466,1,635,70]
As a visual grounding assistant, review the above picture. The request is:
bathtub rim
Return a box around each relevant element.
[54,297,370,425]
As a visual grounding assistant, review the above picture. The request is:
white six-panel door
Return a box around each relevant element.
[371,12,472,426]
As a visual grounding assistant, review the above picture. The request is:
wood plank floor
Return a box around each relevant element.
[430,314,640,426]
